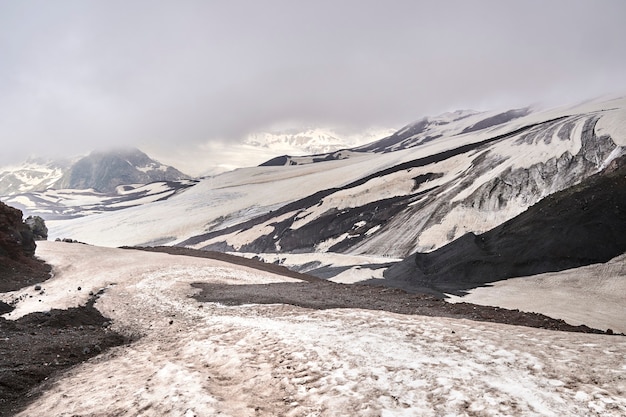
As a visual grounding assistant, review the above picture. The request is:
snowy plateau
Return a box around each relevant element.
[1,96,626,416]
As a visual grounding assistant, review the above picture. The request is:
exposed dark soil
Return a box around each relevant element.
[0,299,127,417]
[0,261,126,417]
[0,257,51,293]
[191,281,611,334]
[127,245,322,282]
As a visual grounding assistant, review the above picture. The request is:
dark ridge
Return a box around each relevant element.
[125,246,322,283]
[259,155,295,167]
[354,119,430,153]
[461,108,530,134]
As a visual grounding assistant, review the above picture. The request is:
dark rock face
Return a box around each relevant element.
[0,201,35,259]
[384,155,626,296]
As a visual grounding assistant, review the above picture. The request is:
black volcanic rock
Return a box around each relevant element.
[384,155,626,295]
[25,215,48,240]
[0,201,35,259]
[53,148,190,193]
[0,201,50,292]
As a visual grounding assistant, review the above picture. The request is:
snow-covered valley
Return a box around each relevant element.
[2,242,625,417]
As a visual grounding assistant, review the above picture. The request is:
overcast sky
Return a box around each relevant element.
[1,0,625,171]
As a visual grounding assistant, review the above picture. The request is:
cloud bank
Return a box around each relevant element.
[1,0,625,168]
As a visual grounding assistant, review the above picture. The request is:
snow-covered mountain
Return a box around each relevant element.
[1,148,195,219]
[244,126,397,157]
[48,97,626,284]
[0,148,190,195]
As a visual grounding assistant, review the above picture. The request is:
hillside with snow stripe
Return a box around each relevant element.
[4,179,198,220]
[447,253,626,334]
[4,242,625,417]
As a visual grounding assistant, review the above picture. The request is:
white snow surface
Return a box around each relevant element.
[4,242,626,416]
[232,251,402,284]
[449,254,626,334]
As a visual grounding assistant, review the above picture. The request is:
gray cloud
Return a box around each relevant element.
[1,0,625,166]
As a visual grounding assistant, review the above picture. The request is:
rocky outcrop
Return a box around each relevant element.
[0,201,50,292]
[0,201,35,259]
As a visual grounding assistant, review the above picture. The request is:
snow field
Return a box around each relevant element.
[448,254,626,334]
[5,242,626,416]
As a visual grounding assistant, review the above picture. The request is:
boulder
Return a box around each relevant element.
[26,215,48,240]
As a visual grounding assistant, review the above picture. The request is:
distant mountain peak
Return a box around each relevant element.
[54,148,191,193]
[0,148,191,196]
[244,126,396,156]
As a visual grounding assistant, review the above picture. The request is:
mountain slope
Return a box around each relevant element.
[353,108,529,153]
[383,155,626,295]
[182,108,621,258]
[47,98,626,258]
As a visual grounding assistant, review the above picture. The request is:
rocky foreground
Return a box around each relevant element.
[0,202,125,416]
